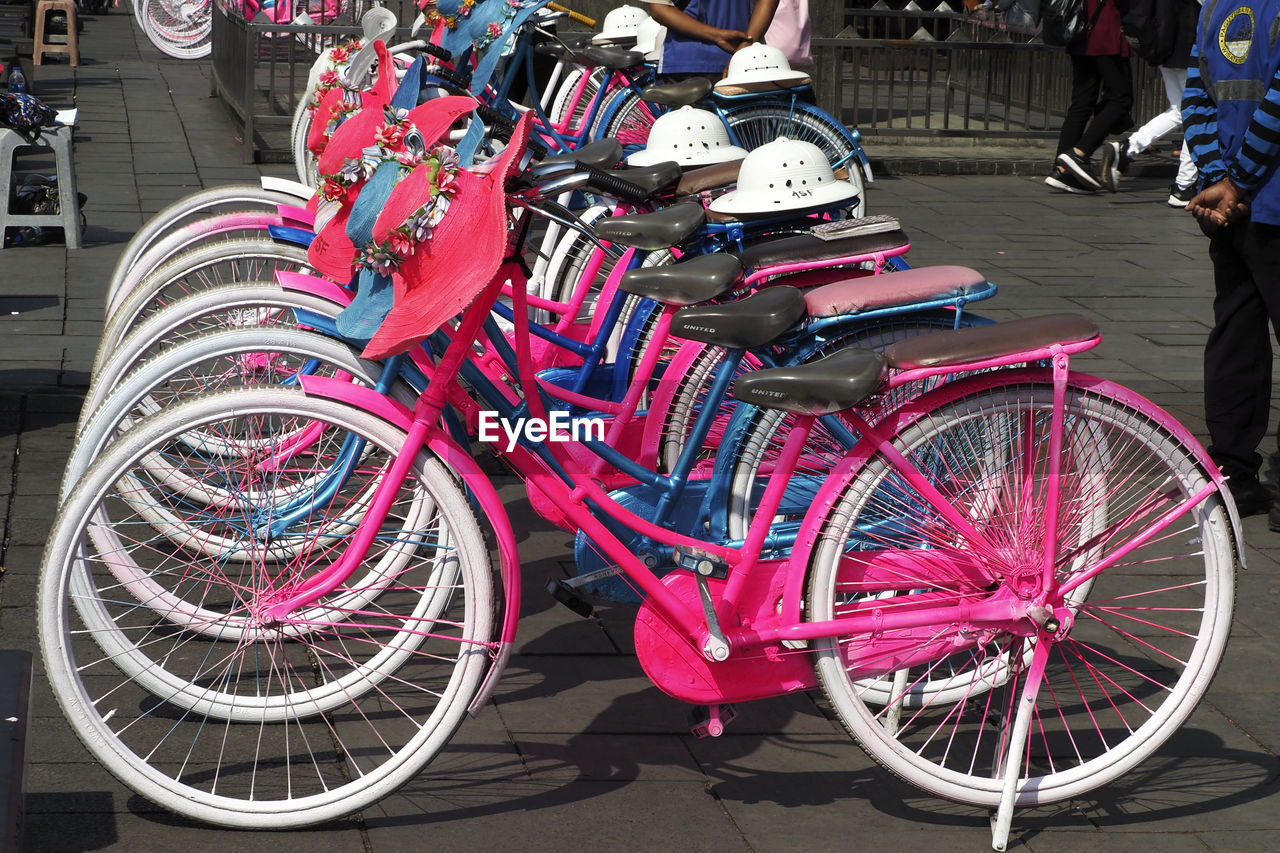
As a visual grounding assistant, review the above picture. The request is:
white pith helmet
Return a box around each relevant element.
[634,14,666,60]
[591,5,650,45]
[709,137,857,215]
[626,106,749,167]
[715,42,811,89]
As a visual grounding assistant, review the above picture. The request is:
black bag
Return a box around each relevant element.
[1041,0,1106,47]
[1122,0,1178,65]
[1,91,58,140]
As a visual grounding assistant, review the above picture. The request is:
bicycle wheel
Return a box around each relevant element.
[109,185,308,304]
[142,0,211,59]
[88,281,350,419]
[40,387,496,828]
[68,330,419,642]
[291,97,320,188]
[550,66,607,131]
[98,239,315,371]
[806,370,1236,807]
[593,87,664,152]
[107,211,296,314]
[721,102,867,217]
[71,324,412,493]
[88,328,414,561]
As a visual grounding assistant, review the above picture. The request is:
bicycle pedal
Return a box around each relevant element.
[545,577,594,618]
[687,703,737,738]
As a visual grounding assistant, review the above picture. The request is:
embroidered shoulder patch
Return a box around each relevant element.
[1220,7,1255,64]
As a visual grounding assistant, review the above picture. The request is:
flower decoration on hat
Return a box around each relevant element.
[355,144,461,276]
[309,39,362,108]
[308,95,480,285]
[318,105,418,202]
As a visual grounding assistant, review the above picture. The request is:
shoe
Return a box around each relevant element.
[1227,473,1274,517]
[1100,140,1132,190]
[1167,182,1197,208]
[1045,166,1100,194]
[1056,151,1104,191]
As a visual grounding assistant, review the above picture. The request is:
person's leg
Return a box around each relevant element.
[1175,143,1199,189]
[1204,223,1275,490]
[1075,55,1133,157]
[1056,54,1101,157]
[1242,224,1280,492]
[1126,66,1185,157]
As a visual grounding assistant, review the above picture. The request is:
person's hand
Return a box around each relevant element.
[710,28,751,54]
[1187,178,1250,230]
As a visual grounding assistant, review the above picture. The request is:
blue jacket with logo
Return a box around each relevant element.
[1183,0,1280,224]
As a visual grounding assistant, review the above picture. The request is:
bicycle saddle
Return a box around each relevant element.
[671,284,805,347]
[575,46,645,70]
[677,159,743,196]
[536,139,624,172]
[641,77,714,107]
[883,313,1101,370]
[590,162,682,198]
[732,347,888,416]
[595,202,705,249]
[735,228,909,271]
[620,253,742,306]
[805,265,991,317]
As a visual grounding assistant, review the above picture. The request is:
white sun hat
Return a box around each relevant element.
[708,137,857,215]
[591,5,650,45]
[634,14,666,60]
[714,42,811,92]
[626,106,749,167]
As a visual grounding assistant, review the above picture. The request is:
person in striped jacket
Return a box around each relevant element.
[1181,0,1280,525]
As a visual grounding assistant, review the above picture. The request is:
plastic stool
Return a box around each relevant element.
[0,125,81,249]
[33,0,78,66]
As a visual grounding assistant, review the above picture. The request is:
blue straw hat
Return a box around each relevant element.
[431,0,552,93]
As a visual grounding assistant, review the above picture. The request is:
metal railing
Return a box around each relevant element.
[814,32,1167,139]
[211,0,419,163]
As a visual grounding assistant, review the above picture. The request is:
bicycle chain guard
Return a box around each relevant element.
[634,572,816,705]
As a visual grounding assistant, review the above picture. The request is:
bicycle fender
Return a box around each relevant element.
[276,203,316,229]
[275,270,353,305]
[845,127,875,184]
[296,375,522,714]
[268,224,316,248]
[259,175,314,200]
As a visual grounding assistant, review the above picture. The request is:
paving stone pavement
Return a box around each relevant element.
[0,11,1278,853]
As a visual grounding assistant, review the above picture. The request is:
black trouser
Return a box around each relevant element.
[1204,220,1280,480]
[1056,54,1134,158]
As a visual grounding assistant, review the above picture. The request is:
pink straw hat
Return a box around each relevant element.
[362,112,534,358]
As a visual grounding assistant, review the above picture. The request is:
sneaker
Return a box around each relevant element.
[1056,151,1104,192]
[1227,473,1274,517]
[1167,182,1197,208]
[1045,167,1100,195]
[1099,142,1119,192]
